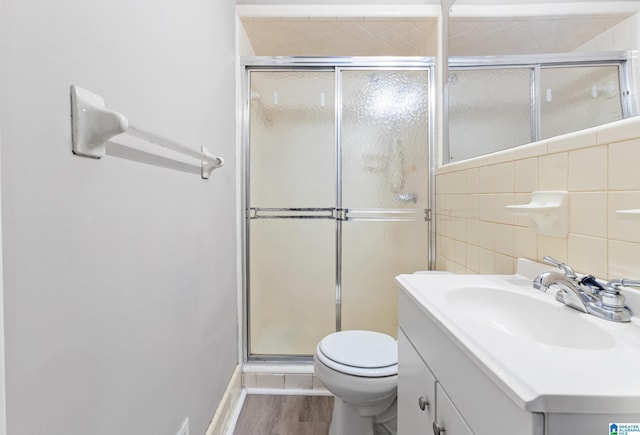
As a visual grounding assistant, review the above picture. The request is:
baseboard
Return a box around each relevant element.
[205,365,244,435]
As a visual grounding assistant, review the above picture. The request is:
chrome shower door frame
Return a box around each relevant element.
[241,57,436,363]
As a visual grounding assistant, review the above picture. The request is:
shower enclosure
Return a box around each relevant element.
[243,58,434,360]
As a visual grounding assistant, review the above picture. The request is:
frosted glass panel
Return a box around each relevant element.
[249,71,335,208]
[341,221,428,338]
[540,66,623,139]
[449,68,532,163]
[341,70,429,209]
[249,220,335,356]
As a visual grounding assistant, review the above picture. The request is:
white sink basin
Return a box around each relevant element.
[446,286,615,350]
[395,266,640,414]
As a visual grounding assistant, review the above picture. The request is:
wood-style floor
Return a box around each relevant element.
[233,395,334,435]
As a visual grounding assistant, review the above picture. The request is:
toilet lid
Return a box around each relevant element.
[317,330,397,377]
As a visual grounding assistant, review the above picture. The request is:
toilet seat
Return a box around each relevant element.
[316,330,398,378]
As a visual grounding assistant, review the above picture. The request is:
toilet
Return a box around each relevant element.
[314,330,398,435]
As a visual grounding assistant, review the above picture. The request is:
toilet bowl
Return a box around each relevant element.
[314,330,398,435]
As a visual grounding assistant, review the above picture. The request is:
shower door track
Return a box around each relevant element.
[242,57,436,363]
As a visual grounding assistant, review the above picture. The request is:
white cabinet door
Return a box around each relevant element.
[434,384,473,435]
[398,329,436,435]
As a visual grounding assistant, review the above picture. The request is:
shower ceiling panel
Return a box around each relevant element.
[240,15,630,57]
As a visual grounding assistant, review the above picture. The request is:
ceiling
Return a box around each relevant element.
[240,13,632,57]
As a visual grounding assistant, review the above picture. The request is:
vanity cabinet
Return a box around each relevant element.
[397,270,640,435]
[398,291,543,435]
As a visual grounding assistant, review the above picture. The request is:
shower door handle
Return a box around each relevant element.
[341,208,429,222]
[247,207,336,220]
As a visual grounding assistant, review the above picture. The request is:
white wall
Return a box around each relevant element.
[0,1,237,435]
[0,0,6,431]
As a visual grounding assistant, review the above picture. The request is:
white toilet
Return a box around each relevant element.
[314,330,398,435]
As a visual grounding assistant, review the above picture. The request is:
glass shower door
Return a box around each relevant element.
[246,64,432,358]
[339,69,430,337]
[247,70,337,356]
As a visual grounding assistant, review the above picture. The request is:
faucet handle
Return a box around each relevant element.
[542,255,576,278]
[602,278,639,310]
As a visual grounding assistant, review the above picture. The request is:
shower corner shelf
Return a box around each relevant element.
[70,85,224,179]
[506,191,568,237]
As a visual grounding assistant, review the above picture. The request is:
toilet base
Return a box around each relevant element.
[329,398,375,435]
[329,397,397,435]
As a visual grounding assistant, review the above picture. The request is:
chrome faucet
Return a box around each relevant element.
[533,256,634,323]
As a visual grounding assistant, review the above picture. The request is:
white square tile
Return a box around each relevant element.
[466,219,479,246]
[243,373,257,388]
[312,375,327,390]
[443,236,455,260]
[466,194,480,220]
[494,224,514,256]
[597,116,640,145]
[537,234,568,264]
[256,373,285,389]
[494,162,514,193]
[477,221,495,250]
[514,158,537,193]
[466,244,479,272]
[450,171,466,194]
[568,145,607,192]
[608,191,640,243]
[478,248,495,274]
[514,227,537,260]
[465,168,480,194]
[454,218,466,241]
[568,234,607,278]
[285,374,313,390]
[570,192,607,238]
[454,240,466,264]
[453,195,467,218]
[609,138,640,191]
[608,240,640,279]
[538,153,568,191]
[478,194,495,222]
[453,262,466,274]
[494,253,515,274]
[479,165,495,193]
[493,194,515,225]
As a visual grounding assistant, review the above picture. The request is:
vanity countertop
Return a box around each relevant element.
[396,264,640,414]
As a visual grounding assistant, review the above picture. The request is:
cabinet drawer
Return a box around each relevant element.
[436,383,473,435]
[398,329,436,435]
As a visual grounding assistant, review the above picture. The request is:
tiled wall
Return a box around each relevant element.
[435,116,640,280]
[242,366,327,392]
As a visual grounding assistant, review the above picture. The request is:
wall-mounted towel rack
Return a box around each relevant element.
[70,85,224,179]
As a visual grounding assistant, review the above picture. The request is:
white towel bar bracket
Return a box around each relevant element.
[70,85,224,179]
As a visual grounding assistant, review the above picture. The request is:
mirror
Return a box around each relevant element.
[445,1,640,163]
